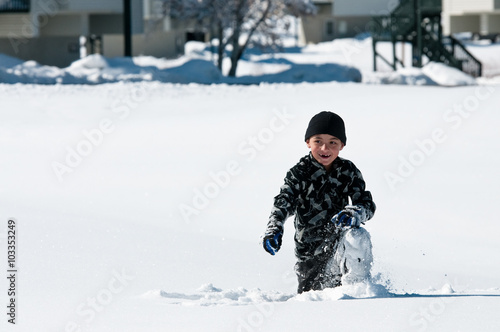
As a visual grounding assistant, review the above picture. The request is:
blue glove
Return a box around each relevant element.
[332,206,365,228]
[263,232,282,255]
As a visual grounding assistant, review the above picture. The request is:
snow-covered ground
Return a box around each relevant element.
[1,38,500,331]
[1,36,500,86]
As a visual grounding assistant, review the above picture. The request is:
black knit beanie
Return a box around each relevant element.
[304,111,347,145]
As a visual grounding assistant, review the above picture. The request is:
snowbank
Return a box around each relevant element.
[1,38,496,86]
[142,280,490,307]
[363,67,439,86]
[466,41,500,77]
[293,282,391,301]
[144,281,391,306]
[421,61,477,86]
[0,51,359,85]
[363,62,477,86]
[142,283,294,306]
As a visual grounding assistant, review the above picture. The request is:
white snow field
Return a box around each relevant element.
[1,38,500,331]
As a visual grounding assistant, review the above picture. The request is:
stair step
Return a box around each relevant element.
[371,0,482,77]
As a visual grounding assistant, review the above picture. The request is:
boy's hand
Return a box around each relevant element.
[332,206,365,228]
[263,232,282,255]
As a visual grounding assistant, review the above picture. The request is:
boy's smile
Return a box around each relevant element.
[306,134,344,171]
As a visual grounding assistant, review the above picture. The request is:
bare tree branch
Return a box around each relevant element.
[159,0,316,77]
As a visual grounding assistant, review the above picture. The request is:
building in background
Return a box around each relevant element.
[331,0,393,39]
[1,0,499,67]
[297,0,335,44]
[370,0,484,77]
[442,0,500,37]
[0,0,185,67]
[299,0,500,43]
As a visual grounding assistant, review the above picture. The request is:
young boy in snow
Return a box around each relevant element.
[262,111,376,294]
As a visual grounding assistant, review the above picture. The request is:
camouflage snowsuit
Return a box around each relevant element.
[265,153,376,293]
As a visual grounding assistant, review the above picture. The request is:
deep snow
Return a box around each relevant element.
[1,38,500,332]
[1,81,500,331]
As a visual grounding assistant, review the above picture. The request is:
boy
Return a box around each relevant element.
[262,111,376,294]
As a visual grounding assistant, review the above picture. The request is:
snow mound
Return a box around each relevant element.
[363,67,438,85]
[231,63,361,84]
[420,283,458,295]
[293,281,391,301]
[422,61,477,86]
[0,53,361,84]
[440,283,456,294]
[363,63,479,86]
[166,59,223,84]
[68,54,108,70]
[0,60,68,84]
[0,54,225,84]
[1,35,495,85]
[145,281,393,306]
[477,75,500,84]
[142,283,294,306]
[185,41,209,56]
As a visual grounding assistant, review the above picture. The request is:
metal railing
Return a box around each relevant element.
[443,35,482,77]
[371,0,482,77]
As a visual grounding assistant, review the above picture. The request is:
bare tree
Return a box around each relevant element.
[160,0,316,77]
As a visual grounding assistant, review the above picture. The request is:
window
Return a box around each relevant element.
[0,0,30,13]
[326,21,334,36]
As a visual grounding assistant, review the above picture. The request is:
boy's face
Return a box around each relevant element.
[306,134,344,170]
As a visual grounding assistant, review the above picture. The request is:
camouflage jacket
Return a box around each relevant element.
[265,153,376,261]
